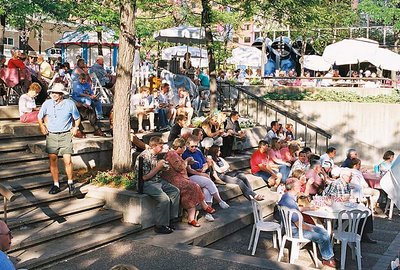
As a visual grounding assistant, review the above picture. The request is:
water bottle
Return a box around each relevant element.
[373,164,380,177]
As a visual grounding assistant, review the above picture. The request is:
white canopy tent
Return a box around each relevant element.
[322,38,379,65]
[303,55,331,71]
[227,46,264,67]
[161,46,208,68]
[369,48,400,71]
[154,25,207,44]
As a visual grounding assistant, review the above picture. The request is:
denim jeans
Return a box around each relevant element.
[293,224,334,260]
[279,164,291,183]
[158,108,168,128]
[219,172,255,200]
[74,96,104,118]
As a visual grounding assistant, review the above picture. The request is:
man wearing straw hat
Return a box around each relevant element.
[38,83,80,195]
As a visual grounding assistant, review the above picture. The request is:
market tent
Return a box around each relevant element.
[154,25,207,44]
[54,29,119,69]
[322,38,379,65]
[303,55,331,71]
[227,46,264,67]
[369,48,400,71]
[161,46,207,60]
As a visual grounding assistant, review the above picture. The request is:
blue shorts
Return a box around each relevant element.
[254,171,272,187]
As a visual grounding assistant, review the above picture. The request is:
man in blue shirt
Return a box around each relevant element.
[0,221,15,270]
[89,56,115,89]
[72,73,104,119]
[278,178,337,268]
[38,83,81,195]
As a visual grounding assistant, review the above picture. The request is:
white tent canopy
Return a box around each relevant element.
[154,25,207,44]
[227,46,264,67]
[322,38,379,65]
[303,55,331,71]
[161,46,207,60]
[369,48,400,71]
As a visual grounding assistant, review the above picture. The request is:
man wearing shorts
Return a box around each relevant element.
[38,83,81,195]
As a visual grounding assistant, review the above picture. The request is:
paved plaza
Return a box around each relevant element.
[40,194,400,270]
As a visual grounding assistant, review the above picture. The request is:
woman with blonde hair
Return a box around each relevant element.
[18,82,42,123]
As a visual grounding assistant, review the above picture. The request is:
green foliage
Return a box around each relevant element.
[263,89,400,104]
[359,0,400,31]
[91,170,137,190]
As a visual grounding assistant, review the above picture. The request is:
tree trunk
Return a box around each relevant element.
[97,30,103,56]
[0,15,5,54]
[112,0,136,173]
[201,0,217,111]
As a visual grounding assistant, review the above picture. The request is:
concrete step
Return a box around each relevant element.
[12,220,142,269]
[9,208,123,252]
[7,197,105,229]
[0,105,19,120]
[0,183,88,214]
[0,138,38,153]
[3,173,65,192]
[0,160,50,179]
[0,150,47,165]
[0,120,111,136]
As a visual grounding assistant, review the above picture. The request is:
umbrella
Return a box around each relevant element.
[227,46,264,67]
[55,29,119,46]
[161,46,208,60]
[303,55,331,71]
[369,48,400,71]
[322,38,379,65]
[153,25,206,44]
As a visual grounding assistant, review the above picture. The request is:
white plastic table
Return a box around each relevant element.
[303,202,371,236]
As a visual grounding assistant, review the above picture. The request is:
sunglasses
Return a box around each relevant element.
[189,145,197,148]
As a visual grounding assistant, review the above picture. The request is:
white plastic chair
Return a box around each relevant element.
[333,209,369,270]
[89,72,113,104]
[277,205,319,267]
[248,196,281,256]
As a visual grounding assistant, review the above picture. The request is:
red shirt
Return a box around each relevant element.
[7,58,25,69]
[250,149,268,174]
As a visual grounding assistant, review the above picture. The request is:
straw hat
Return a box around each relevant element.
[47,83,69,95]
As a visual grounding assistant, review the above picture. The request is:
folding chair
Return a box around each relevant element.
[89,72,113,104]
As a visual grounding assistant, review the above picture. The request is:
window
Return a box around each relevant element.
[244,37,251,43]
[3,38,13,46]
[254,32,261,39]
[245,24,250,31]
[232,37,239,43]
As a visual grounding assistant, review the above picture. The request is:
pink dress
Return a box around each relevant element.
[162,150,204,209]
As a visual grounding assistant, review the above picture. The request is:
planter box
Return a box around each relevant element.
[86,185,157,229]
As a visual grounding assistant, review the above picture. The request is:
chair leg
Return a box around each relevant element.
[356,240,362,270]
[251,229,260,256]
[340,240,348,270]
[289,241,299,264]
[248,225,255,251]
[272,232,277,249]
[276,229,282,248]
[277,237,286,262]
[350,242,356,260]
[312,242,319,268]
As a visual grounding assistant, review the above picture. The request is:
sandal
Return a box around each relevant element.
[254,194,265,201]
[205,206,216,214]
[188,220,200,227]
[137,129,145,133]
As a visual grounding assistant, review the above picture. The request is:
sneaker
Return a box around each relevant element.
[154,225,173,234]
[49,185,61,195]
[219,201,230,209]
[204,213,215,222]
[68,183,76,195]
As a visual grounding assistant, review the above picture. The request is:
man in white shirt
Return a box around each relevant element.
[320,147,337,175]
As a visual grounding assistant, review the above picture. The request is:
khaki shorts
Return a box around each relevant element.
[46,132,73,155]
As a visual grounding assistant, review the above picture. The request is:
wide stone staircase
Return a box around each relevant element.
[0,105,280,269]
[0,106,141,269]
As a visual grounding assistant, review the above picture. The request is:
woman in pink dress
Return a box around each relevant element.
[162,138,216,227]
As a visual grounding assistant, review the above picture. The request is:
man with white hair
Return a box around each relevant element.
[0,220,15,269]
[38,83,80,195]
[37,55,53,83]
[89,55,114,89]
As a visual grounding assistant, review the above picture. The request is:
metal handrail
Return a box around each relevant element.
[0,184,19,223]
[217,81,332,152]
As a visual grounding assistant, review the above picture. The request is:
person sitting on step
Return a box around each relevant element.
[134,136,180,234]
[131,86,155,133]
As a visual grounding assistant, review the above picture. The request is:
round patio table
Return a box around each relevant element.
[363,172,382,189]
[303,202,371,236]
